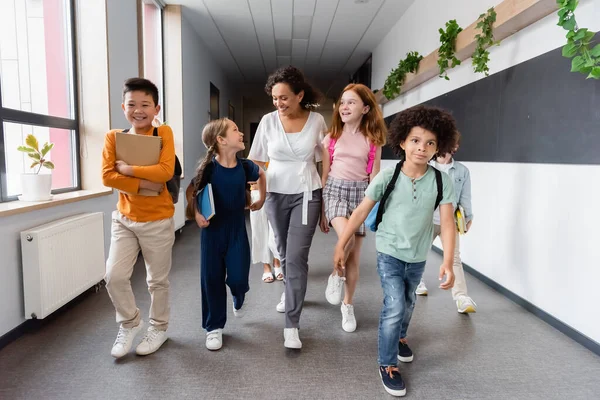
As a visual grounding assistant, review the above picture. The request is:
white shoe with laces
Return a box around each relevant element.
[325,273,344,305]
[111,320,144,358]
[206,329,223,351]
[341,302,356,333]
[283,328,302,349]
[276,292,285,313]
[135,326,168,356]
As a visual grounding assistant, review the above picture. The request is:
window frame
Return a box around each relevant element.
[0,0,81,203]
[138,0,166,120]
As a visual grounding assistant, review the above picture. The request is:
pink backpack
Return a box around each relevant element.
[328,136,377,174]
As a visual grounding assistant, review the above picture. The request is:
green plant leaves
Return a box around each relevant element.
[472,8,497,76]
[438,19,463,80]
[18,134,56,171]
[25,134,39,151]
[17,145,36,153]
[382,51,423,100]
[41,143,54,157]
[557,0,599,79]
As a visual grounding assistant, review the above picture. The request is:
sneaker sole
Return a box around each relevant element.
[458,305,476,314]
[415,291,427,296]
[379,370,406,397]
[284,341,302,349]
[397,354,413,363]
[135,336,168,356]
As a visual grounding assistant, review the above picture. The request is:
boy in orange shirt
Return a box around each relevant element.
[101,78,176,358]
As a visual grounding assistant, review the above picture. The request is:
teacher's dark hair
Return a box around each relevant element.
[265,65,323,110]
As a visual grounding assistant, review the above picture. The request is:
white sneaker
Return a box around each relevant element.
[415,280,428,296]
[456,296,477,314]
[341,302,356,333]
[111,320,144,358]
[276,292,285,313]
[233,299,245,318]
[283,328,302,349]
[325,273,344,305]
[135,326,168,356]
[206,329,223,351]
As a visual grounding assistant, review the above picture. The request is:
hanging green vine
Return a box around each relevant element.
[557,0,600,79]
[382,51,424,100]
[438,20,463,80]
[472,7,499,76]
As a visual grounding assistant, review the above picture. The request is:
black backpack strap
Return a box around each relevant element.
[375,160,403,229]
[433,167,443,210]
[122,128,130,133]
[152,127,158,136]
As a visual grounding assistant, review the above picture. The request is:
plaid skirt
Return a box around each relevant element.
[323,177,369,236]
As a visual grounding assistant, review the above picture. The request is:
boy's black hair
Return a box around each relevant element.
[122,78,159,105]
[388,105,457,158]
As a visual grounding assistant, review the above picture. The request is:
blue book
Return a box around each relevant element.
[196,183,215,221]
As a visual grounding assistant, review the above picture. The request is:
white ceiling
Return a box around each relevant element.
[167,0,414,96]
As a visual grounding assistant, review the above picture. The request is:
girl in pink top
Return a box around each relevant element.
[320,83,387,332]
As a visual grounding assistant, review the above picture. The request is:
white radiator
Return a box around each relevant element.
[20,212,106,319]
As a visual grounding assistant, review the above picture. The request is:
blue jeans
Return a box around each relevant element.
[377,252,426,366]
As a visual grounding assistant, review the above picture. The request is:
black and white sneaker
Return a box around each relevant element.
[397,341,414,363]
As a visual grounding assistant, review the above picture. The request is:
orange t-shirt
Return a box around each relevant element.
[101,125,175,222]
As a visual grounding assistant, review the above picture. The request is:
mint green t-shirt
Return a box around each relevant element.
[365,165,455,263]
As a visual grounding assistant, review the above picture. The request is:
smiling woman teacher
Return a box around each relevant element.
[248,65,326,350]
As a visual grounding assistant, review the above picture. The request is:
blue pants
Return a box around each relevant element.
[377,252,426,366]
[201,221,250,332]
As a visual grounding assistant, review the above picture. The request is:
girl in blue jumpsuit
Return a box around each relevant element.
[190,118,265,350]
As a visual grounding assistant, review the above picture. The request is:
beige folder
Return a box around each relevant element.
[115,132,162,196]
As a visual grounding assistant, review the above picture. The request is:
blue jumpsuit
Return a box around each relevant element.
[201,158,259,332]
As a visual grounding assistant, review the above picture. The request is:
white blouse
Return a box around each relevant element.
[249,110,326,224]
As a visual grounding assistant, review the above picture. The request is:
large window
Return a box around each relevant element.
[0,0,79,201]
[140,0,164,121]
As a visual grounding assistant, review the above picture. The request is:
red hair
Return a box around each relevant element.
[330,83,386,146]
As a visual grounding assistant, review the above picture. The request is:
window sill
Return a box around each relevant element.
[0,188,113,217]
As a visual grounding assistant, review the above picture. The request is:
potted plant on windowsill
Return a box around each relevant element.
[17,134,55,201]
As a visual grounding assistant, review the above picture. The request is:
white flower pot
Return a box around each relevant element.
[19,173,53,201]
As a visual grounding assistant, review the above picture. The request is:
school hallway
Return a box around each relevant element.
[0,222,598,400]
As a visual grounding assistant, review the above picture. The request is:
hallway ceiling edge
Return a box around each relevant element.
[167,0,415,97]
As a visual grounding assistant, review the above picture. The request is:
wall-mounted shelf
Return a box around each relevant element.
[375,0,559,105]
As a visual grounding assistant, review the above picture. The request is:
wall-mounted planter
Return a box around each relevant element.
[376,0,559,104]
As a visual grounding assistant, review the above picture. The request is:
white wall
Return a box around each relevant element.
[181,16,243,179]
[373,0,600,344]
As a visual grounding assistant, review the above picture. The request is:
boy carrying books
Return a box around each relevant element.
[101,78,176,358]
[333,105,457,397]
[417,130,477,313]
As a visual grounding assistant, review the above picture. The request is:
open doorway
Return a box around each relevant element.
[209,82,219,120]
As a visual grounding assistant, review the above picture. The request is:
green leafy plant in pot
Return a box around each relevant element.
[17,134,55,201]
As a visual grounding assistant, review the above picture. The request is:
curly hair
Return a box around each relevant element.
[264,65,322,110]
[330,83,387,146]
[388,105,457,159]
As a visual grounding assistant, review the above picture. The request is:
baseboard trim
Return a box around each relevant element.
[0,282,105,351]
[431,246,600,356]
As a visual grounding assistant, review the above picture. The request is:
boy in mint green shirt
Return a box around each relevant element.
[334,105,457,397]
